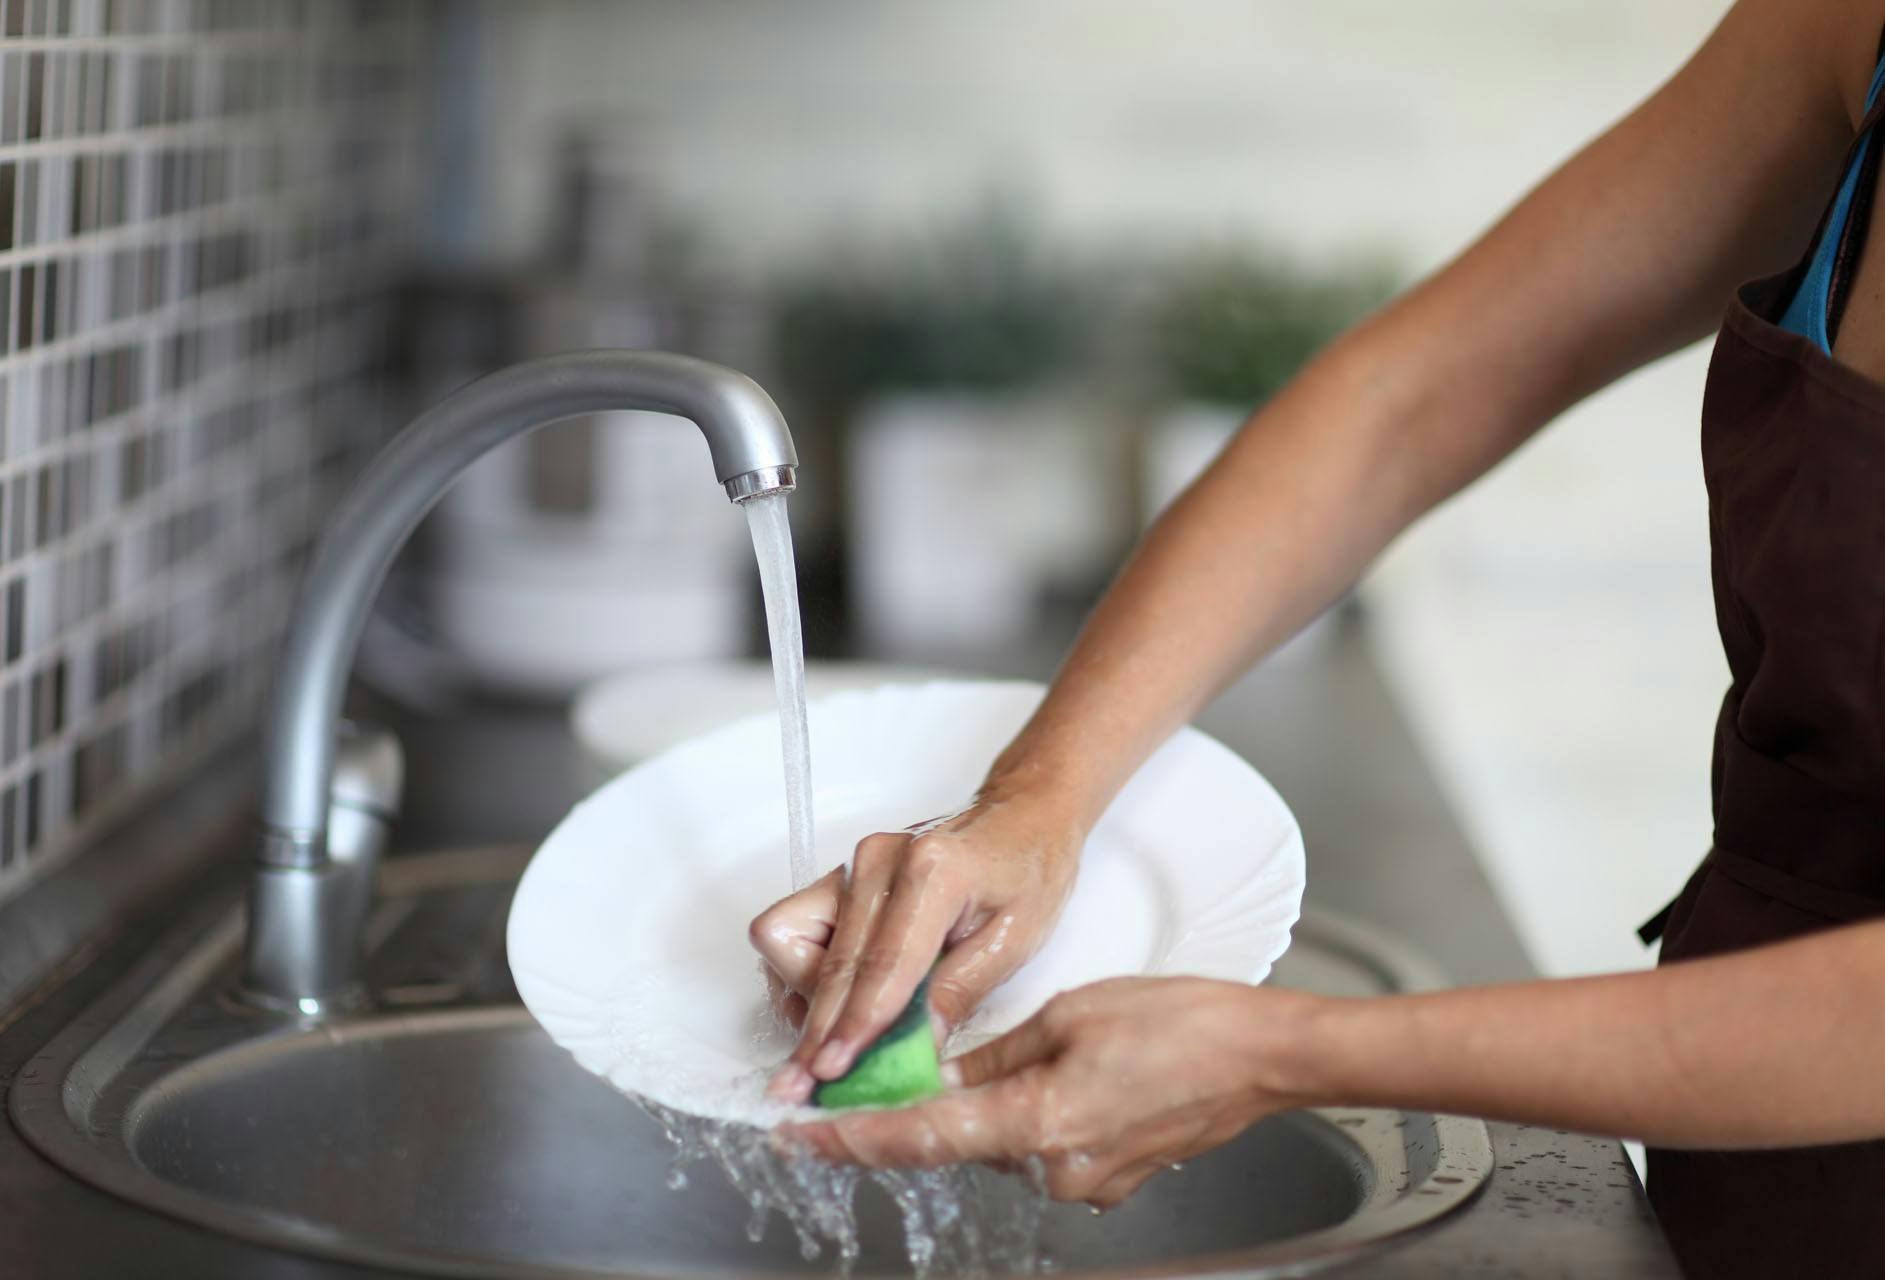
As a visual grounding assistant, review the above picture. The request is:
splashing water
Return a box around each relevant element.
[640,1098,1050,1277]
[745,492,816,892]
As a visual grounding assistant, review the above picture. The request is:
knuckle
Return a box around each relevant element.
[1012,1080,1056,1149]
[907,1114,954,1166]
[747,905,785,948]
[1042,1165,1078,1201]
[829,1001,874,1041]
[820,950,860,984]
[854,833,903,867]
[926,976,973,1025]
[1046,1161,1104,1203]
[851,950,902,996]
[853,925,909,971]
[1038,993,1075,1034]
[903,835,951,875]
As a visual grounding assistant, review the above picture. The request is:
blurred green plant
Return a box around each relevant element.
[774,203,1082,403]
[1152,253,1398,408]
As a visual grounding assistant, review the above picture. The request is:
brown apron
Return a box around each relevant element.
[1640,93,1885,1279]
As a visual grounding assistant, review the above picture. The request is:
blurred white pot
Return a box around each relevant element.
[849,391,1123,661]
[570,659,948,785]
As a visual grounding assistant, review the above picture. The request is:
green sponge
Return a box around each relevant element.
[813,979,943,1109]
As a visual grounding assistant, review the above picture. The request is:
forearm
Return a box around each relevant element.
[985,0,1858,835]
[1283,918,1885,1149]
[988,249,1587,830]
[983,324,1427,829]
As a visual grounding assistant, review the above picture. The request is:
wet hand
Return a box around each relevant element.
[749,798,1081,1103]
[779,977,1318,1209]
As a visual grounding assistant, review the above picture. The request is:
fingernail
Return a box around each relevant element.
[941,1059,963,1088]
[811,1040,850,1079]
[767,1064,811,1101]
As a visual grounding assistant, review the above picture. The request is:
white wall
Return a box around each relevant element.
[472,0,1740,977]
[471,0,1729,272]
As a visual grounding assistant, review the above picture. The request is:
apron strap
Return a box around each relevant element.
[1709,847,1885,923]
[1823,62,1885,337]
[1640,847,1885,947]
[1862,96,1885,138]
[1637,897,1676,946]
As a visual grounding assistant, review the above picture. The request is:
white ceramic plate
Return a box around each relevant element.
[509,680,1305,1125]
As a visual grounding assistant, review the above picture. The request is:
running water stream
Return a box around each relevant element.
[744,493,816,892]
[640,491,1045,1276]
[641,1098,1048,1277]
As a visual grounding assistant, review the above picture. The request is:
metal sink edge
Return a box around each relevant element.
[10,845,1492,1279]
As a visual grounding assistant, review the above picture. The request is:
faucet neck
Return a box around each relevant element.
[256,350,796,867]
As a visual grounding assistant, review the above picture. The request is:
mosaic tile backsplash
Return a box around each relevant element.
[0,0,426,901]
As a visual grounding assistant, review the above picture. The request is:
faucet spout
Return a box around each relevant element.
[244,350,797,1007]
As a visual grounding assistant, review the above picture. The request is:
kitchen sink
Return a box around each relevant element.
[11,845,1491,1278]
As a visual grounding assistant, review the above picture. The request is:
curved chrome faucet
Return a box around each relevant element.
[243,350,798,1011]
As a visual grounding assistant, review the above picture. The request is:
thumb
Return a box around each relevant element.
[942,1006,1061,1089]
[748,866,843,995]
[925,916,1037,1036]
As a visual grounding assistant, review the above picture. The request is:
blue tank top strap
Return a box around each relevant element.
[1777,52,1885,351]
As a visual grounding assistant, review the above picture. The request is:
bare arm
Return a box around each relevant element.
[990,0,1861,833]
[1294,916,1885,1149]
[788,919,1885,1205]
[754,0,1869,1099]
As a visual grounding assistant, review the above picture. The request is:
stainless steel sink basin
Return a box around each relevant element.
[13,847,1491,1278]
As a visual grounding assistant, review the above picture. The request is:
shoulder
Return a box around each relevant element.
[1737,0,1885,130]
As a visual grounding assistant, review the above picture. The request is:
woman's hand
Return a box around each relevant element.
[750,795,1082,1104]
[782,917,1885,1187]
[781,977,1318,1208]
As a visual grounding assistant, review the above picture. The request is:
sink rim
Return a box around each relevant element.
[10,847,1493,1279]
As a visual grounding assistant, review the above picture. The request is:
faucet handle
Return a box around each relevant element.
[331,722,404,831]
[240,724,403,1016]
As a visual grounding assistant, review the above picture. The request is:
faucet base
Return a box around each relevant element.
[226,979,372,1021]
[240,860,376,1015]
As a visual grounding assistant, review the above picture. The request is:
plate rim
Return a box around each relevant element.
[510,678,1306,1121]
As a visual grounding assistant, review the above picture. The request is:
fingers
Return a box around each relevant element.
[924,914,1034,1037]
[787,1093,1163,1213]
[1081,1158,1165,1210]
[748,866,843,995]
[786,1076,1040,1169]
[814,839,966,1081]
[778,835,904,1089]
[940,1008,1061,1089]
